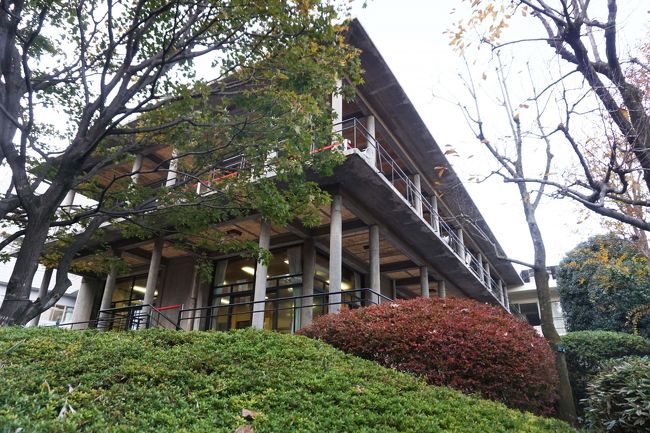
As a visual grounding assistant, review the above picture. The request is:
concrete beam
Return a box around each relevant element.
[380,260,417,272]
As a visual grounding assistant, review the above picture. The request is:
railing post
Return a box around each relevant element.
[328,195,343,313]
[368,225,380,305]
[252,219,271,329]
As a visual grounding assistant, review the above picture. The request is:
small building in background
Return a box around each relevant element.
[0,281,77,327]
[508,267,566,335]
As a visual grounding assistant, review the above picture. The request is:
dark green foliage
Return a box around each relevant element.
[557,234,650,336]
[582,356,650,432]
[299,297,559,416]
[561,331,650,413]
[0,328,578,433]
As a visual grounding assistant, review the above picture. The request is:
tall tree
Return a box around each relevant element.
[457,55,577,423]
[0,0,360,325]
[450,0,650,232]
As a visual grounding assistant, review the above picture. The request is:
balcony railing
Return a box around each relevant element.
[177,287,392,332]
[51,303,182,330]
[334,118,507,307]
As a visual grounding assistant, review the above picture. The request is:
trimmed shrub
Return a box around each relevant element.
[0,327,578,433]
[299,297,559,415]
[561,331,650,408]
[582,356,650,432]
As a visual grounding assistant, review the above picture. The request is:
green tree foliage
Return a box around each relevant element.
[0,0,361,325]
[0,327,579,432]
[557,235,650,337]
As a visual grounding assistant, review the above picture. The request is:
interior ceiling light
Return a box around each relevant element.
[241,266,255,276]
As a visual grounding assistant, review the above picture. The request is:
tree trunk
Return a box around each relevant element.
[524,202,577,424]
[0,213,52,325]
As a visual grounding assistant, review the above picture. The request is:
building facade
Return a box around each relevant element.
[64,20,523,332]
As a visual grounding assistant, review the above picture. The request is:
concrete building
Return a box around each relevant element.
[508,267,567,335]
[63,20,523,332]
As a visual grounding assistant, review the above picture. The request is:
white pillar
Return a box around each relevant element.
[287,246,302,331]
[97,259,119,330]
[300,239,316,328]
[131,153,143,184]
[502,281,510,311]
[328,195,343,313]
[391,279,397,300]
[438,280,447,299]
[205,259,228,331]
[456,229,465,262]
[61,190,75,212]
[186,264,200,331]
[430,194,440,233]
[364,115,377,169]
[477,253,485,282]
[332,79,343,127]
[252,219,271,329]
[413,174,423,217]
[420,266,430,298]
[484,262,491,289]
[70,277,96,329]
[142,237,164,323]
[166,151,178,187]
[368,225,380,305]
[28,268,53,327]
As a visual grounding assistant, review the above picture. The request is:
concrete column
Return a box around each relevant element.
[251,219,271,329]
[413,174,423,217]
[420,266,430,298]
[391,279,397,300]
[205,259,228,331]
[166,150,178,187]
[477,253,485,282]
[70,277,96,329]
[456,229,466,262]
[186,264,200,331]
[142,237,165,322]
[287,246,302,331]
[131,153,143,184]
[438,280,447,299]
[328,195,343,314]
[364,115,377,170]
[430,194,440,233]
[484,262,491,289]
[28,268,53,327]
[502,281,510,311]
[97,259,119,330]
[368,224,380,305]
[332,79,343,127]
[61,191,75,212]
[300,239,316,328]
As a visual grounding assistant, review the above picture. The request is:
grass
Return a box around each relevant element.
[0,327,579,432]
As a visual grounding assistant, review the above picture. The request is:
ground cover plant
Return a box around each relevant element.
[561,331,650,411]
[299,297,559,416]
[0,327,578,433]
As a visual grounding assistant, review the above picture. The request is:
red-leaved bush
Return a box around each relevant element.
[298,297,559,415]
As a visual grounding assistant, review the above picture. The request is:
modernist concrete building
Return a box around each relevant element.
[63,20,523,332]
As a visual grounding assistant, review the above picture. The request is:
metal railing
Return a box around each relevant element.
[333,118,507,307]
[51,303,182,331]
[177,287,392,332]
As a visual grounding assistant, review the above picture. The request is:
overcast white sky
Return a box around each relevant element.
[1,0,648,287]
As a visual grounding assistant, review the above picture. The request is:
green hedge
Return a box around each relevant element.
[583,356,650,432]
[0,327,578,433]
[561,331,650,411]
